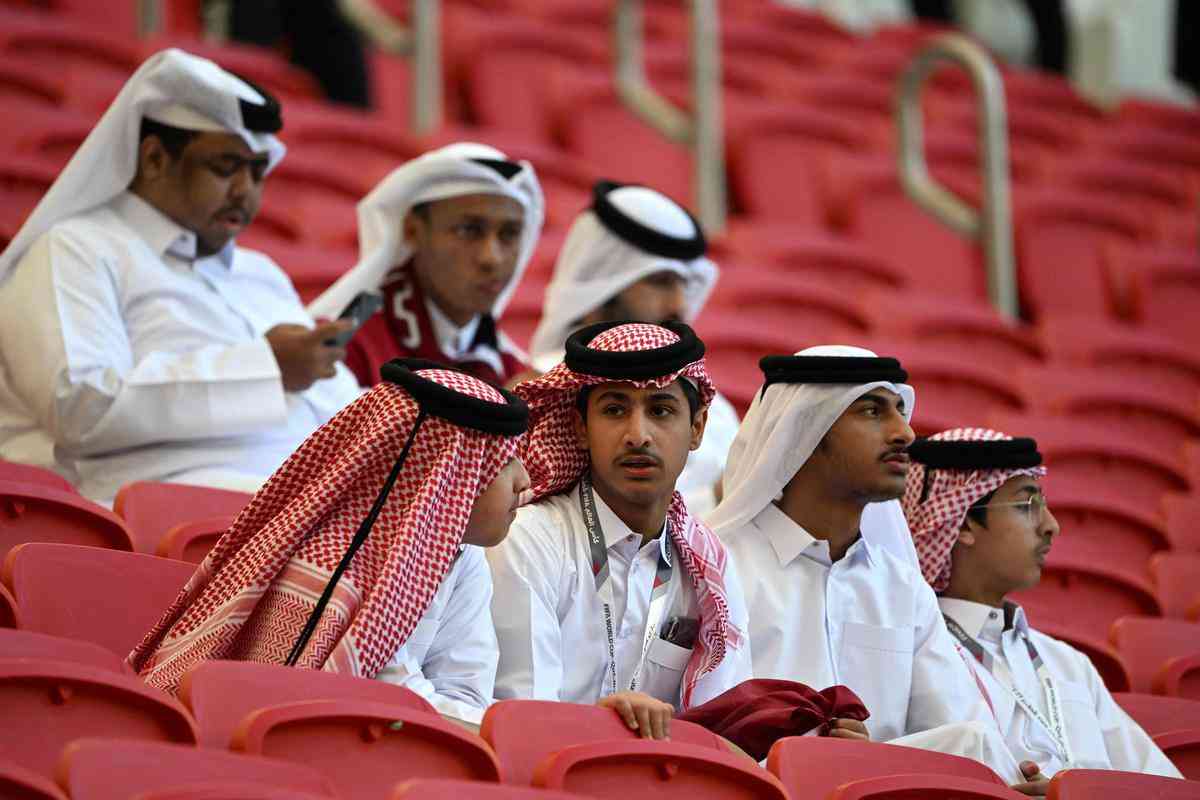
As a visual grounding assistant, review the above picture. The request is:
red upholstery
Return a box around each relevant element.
[178,659,437,749]
[113,482,249,555]
[1112,693,1200,736]
[829,774,1026,799]
[59,738,334,800]
[0,760,66,800]
[156,517,234,564]
[1047,768,1200,798]
[535,740,789,800]
[0,482,135,564]
[0,662,197,780]
[2,543,195,658]
[1111,617,1200,698]
[392,780,584,799]
[233,700,502,797]
[480,699,725,785]
[1151,554,1200,620]
[0,460,73,494]
[0,628,131,674]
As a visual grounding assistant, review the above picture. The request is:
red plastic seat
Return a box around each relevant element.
[695,316,807,414]
[132,785,330,800]
[0,628,130,674]
[0,56,64,110]
[2,543,196,658]
[1100,127,1200,181]
[0,481,135,564]
[480,700,725,786]
[1113,693,1200,736]
[1151,554,1200,620]
[113,481,250,555]
[1011,558,1161,644]
[1054,159,1195,227]
[1153,731,1200,781]
[1111,617,1200,698]
[890,348,1031,436]
[140,37,322,102]
[829,774,1026,799]
[720,231,908,296]
[179,659,436,748]
[393,780,583,799]
[1164,494,1200,554]
[707,279,875,345]
[0,662,197,780]
[233,700,502,797]
[0,22,142,83]
[767,737,1008,800]
[1032,621,1130,693]
[1046,768,1200,798]
[282,106,423,188]
[0,581,18,629]
[59,738,334,800]
[535,740,789,800]
[0,156,58,232]
[1127,248,1200,342]
[0,460,73,493]
[156,517,233,564]
[873,295,1044,368]
[0,760,66,800]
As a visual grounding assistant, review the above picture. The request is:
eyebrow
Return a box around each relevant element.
[211,153,269,167]
[647,392,681,404]
[1013,485,1041,498]
[594,390,632,404]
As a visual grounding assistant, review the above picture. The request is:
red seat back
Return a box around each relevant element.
[1047,768,1200,798]
[830,773,1027,799]
[0,482,135,565]
[1151,553,1200,619]
[0,759,66,800]
[0,628,130,674]
[1110,616,1200,697]
[392,779,585,799]
[156,517,234,564]
[132,785,330,800]
[113,482,250,554]
[1013,560,1161,643]
[1112,693,1200,737]
[1153,730,1200,781]
[0,460,73,493]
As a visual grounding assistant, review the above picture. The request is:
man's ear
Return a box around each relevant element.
[689,406,708,451]
[135,136,170,184]
[572,406,589,450]
[402,209,425,247]
[956,518,979,548]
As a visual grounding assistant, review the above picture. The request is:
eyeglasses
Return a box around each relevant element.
[978,493,1049,517]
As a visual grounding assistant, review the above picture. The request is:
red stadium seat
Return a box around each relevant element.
[872,295,1044,368]
[236,238,357,304]
[767,737,1008,800]
[1046,768,1200,798]
[1034,621,1131,692]
[1100,127,1200,181]
[1127,248,1200,343]
[179,659,436,748]
[2,543,195,658]
[0,105,93,168]
[829,774,1026,799]
[890,348,1031,436]
[0,460,73,493]
[781,75,895,140]
[156,517,234,564]
[132,785,330,800]
[1012,558,1161,644]
[233,700,502,796]
[0,628,130,674]
[0,760,66,800]
[1116,98,1200,139]
[1002,70,1105,129]
[113,481,250,555]
[1053,159,1195,228]
[535,740,789,800]
[0,662,197,780]
[1164,494,1200,554]
[1111,617,1200,698]
[140,37,322,102]
[707,279,874,344]
[1151,554,1200,620]
[60,738,335,800]
[0,56,65,110]
[720,231,908,296]
[393,780,584,799]
[695,316,803,414]
[282,106,423,188]
[1112,693,1200,736]
[1153,730,1200,781]
[0,156,58,236]
[0,22,142,83]
[0,482,134,564]
[0,581,18,629]
[480,699,725,785]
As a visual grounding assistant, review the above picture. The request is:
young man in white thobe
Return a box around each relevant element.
[903,427,1183,780]
[527,181,738,515]
[0,49,360,503]
[708,346,1050,794]
[488,321,751,739]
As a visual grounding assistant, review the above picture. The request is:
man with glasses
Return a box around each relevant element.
[902,428,1181,779]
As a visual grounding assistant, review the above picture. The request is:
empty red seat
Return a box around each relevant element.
[0,628,130,674]
[1152,730,1200,781]
[156,517,234,564]
[1011,558,1161,644]
[1127,248,1200,343]
[780,75,895,140]
[2,542,195,659]
[0,460,73,493]
[234,700,502,797]
[1033,620,1130,693]
[59,738,334,800]
[0,759,66,800]
[1054,159,1195,227]
[0,482,135,564]
[696,316,804,414]
[393,780,583,799]
[1113,693,1200,737]
[179,659,436,749]
[829,774,1026,799]
[132,785,330,800]
[767,737,1008,800]
[113,481,250,555]
[0,56,64,111]
[0,156,58,233]
[890,348,1031,436]
[1046,768,1200,798]
[0,662,197,780]
[872,294,1043,368]
[720,231,908,296]
[536,740,789,800]
[0,581,18,629]
[1151,554,1200,620]
[1100,127,1200,181]
[1164,494,1200,554]
[480,699,725,785]
[140,37,321,102]
[1111,617,1200,698]
[282,106,423,187]
[707,279,874,345]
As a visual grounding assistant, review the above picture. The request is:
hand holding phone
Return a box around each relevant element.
[325,291,384,347]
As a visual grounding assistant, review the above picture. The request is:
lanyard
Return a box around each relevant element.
[943,613,1075,766]
[579,473,673,698]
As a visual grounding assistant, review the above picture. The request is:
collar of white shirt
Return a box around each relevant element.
[585,481,671,562]
[939,596,1030,644]
[425,295,482,359]
[112,191,235,270]
[753,500,875,569]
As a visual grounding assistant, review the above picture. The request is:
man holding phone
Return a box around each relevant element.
[308,142,544,389]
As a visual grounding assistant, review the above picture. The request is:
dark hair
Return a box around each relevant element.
[575,378,701,421]
[965,489,997,527]
[138,118,199,160]
[409,201,432,220]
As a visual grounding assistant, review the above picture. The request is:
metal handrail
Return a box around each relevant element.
[614,0,727,234]
[896,33,1017,319]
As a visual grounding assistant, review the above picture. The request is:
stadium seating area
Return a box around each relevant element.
[0,0,1198,796]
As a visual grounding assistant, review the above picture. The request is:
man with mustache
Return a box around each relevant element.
[309,142,544,390]
[903,428,1181,780]
[487,321,750,739]
[709,347,1046,792]
[0,49,360,503]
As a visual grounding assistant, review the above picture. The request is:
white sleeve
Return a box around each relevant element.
[486,509,568,701]
[1084,656,1184,778]
[376,548,498,724]
[0,230,289,457]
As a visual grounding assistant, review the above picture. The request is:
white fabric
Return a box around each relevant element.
[376,545,499,725]
[0,192,360,503]
[487,483,752,708]
[939,598,1184,779]
[0,48,285,284]
[308,142,544,322]
[528,210,718,373]
[677,391,739,517]
[707,345,919,567]
[721,502,1022,781]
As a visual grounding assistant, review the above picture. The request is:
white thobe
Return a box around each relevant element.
[678,391,738,517]
[487,483,752,709]
[939,598,1183,779]
[720,502,1022,781]
[376,545,498,725]
[0,192,361,502]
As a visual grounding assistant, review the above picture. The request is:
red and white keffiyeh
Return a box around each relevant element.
[514,322,738,709]
[902,427,1047,592]
[129,368,520,695]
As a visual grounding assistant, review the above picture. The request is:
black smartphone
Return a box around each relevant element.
[325,291,383,347]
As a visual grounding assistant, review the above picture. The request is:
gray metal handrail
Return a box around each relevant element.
[614,0,727,234]
[896,33,1018,319]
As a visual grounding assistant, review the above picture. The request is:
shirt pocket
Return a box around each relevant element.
[840,622,916,740]
[1055,678,1106,767]
[640,637,693,707]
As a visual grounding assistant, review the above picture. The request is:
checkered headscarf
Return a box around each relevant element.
[130,368,522,694]
[902,428,1047,592]
[514,322,737,709]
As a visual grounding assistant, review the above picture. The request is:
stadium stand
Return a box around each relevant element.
[112,481,250,555]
